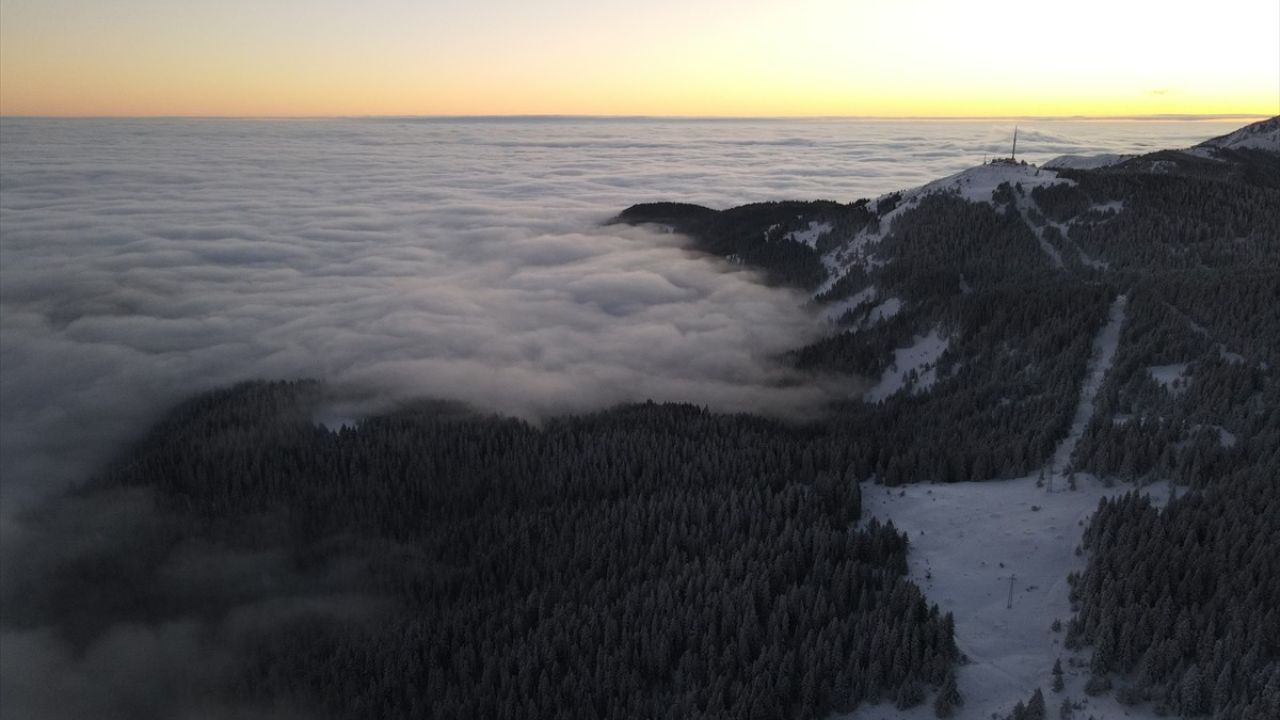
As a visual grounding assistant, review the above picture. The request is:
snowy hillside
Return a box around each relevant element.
[847,473,1172,720]
[814,161,1073,294]
[1042,153,1132,170]
[881,161,1071,210]
[845,294,1175,720]
[1196,115,1279,153]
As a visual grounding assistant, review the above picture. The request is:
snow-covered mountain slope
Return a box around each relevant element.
[847,473,1172,720]
[1197,115,1279,153]
[1042,153,1133,170]
[814,161,1073,291]
[880,161,1071,209]
[620,117,1279,313]
[845,293,1171,720]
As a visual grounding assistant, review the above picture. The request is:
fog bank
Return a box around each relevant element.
[0,117,1244,510]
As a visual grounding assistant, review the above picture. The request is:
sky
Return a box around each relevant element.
[1,0,1278,118]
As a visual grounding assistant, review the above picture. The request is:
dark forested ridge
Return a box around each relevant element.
[614,118,1280,489]
[614,200,864,290]
[9,382,957,720]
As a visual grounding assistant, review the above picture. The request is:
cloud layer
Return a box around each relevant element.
[0,117,1246,511]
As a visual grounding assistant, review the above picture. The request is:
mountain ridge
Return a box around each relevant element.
[615,115,1280,485]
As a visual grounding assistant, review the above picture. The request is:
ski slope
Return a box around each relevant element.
[1049,295,1127,474]
[846,473,1169,720]
[843,295,1166,720]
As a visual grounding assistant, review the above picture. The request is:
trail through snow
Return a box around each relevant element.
[1011,189,1107,272]
[842,295,1166,720]
[1049,295,1127,474]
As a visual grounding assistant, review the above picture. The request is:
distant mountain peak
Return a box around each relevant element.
[1197,116,1280,153]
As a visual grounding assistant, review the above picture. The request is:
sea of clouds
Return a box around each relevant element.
[0,117,1247,511]
[0,115,1251,719]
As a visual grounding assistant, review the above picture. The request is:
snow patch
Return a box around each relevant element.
[864,328,948,402]
[821,164,1073,287]
[786,220,832,248]
[1217,427,1239,448]
[819,286,876,323]
[1183,146,1221,160]
[864,297,902,325]
[1191,424,1238,449]
[1043,153,1133,170]
[813,254,846,297]
[1147,363,1190,392]
[1217,345,1244,365]
[914,163,1071,206]
[816,288,901,328]
[861,163,1071,244]
[816,230,882,296]
[1088,200,1124,215]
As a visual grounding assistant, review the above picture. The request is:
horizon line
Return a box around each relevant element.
[1,112,1273,122]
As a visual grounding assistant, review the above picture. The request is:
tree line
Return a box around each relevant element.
[15,381,959,720]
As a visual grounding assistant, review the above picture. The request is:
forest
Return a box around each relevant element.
[7,382,957,720]
[1066,466,1280,718]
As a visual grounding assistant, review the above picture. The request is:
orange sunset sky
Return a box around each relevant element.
[1,0,1277,118]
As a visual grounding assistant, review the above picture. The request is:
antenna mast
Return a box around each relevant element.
[1012,126,1018,162]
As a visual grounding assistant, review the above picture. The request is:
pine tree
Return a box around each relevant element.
[933,668,961,718]
[1179,664,1205,716]
[1212,662,1233,713]
[1026,688,1046,720]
